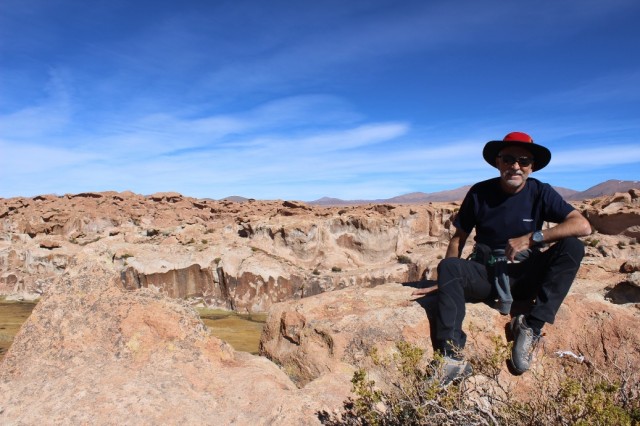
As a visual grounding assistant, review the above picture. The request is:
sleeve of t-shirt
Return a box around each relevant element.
[540,183,575,223]
[453,187,477,234]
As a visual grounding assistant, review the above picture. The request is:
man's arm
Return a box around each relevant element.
[505,210,591,261]
[445,228,470,259]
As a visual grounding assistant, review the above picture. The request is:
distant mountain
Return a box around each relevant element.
[308,196,382,206]
[310,197,353,206]
[385,186,472,203]
[552,186,579,199]
[221,196,251,203]
[309,179,639,205]
[566,180,640,201]
[309,185,474,205]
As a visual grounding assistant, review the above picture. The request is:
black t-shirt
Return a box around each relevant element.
[454,177,574,250]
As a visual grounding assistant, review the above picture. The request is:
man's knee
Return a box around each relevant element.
[553,236,585,264]
[437,257,465,277]
[436,257,466,291]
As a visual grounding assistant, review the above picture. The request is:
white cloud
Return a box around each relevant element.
[528,71,640,107]
[552,144,640,167]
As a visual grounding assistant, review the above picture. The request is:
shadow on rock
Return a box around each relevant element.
[403,280,439,351]
[605,281,640,304]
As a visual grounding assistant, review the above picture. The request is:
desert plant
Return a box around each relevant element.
[319,341,499,425]
[397,255,412,265]
[319,331,640,425]
[583,238,600,248]
[332,266,342,273]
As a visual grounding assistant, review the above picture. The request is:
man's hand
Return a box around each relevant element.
[505,233,533,262]
[504,211,592,262]
[411,285,438,297]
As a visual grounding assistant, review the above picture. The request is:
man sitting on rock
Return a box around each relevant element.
[413,131,591,383]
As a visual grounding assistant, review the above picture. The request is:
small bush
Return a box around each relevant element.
[319,332,640,425]
[319,341,494,425]
[312,269,321,275]
[331,266,342,273]
[397,255,412,264]
[584,238,600,248]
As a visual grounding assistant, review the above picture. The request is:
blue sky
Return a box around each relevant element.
[1,0,639,201]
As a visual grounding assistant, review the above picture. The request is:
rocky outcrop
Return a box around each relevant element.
[0,261,350,424]
[3,189,640,310]
[260,283,433,386]
[260,271,640,398]
[258,228,640,400]
[2,189,639,311]
[580,189,640,239]
[1,189,639,423]
[0,192,450,308]
[2,255,638,423]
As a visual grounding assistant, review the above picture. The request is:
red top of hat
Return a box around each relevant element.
[503,131,533,143]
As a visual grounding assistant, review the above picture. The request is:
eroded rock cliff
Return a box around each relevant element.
[3,190,639,313]
[1,192,452,310]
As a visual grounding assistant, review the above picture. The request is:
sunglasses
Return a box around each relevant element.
[498,154,534,167]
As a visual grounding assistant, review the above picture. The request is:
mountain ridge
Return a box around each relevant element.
[308,179,639,206]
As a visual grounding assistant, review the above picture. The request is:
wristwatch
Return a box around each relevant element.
[532,230,544,244]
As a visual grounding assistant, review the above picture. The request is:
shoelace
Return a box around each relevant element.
[526,333,544,359]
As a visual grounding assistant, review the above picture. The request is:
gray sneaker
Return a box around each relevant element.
[434,356,473,385]
[510,315,541,374]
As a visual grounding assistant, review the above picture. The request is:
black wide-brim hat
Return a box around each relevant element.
[482,131,551,172]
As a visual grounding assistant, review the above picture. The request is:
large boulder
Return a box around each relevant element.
[259,283,434,386]
[0,261,349,424]
[260,275,640,394]
[582,191,640,238]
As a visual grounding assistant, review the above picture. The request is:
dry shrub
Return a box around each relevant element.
[319,326,640,425]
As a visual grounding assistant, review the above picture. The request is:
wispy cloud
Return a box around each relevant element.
[528,71,640,108]
[552,144,640,167]
[3,81,638,199]
[1,0,639,199]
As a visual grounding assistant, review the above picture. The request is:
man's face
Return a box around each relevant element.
[496,146,534,192]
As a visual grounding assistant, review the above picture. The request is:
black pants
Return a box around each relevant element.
[434,237,585,355]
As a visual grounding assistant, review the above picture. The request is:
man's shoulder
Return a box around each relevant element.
[526,178,557,195]
[469,177,500,193]
[526,177,546,188]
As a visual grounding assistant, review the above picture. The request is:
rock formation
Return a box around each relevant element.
[2,189,638,310]
[0,191,449,308]
[1,189,639,423]
[0,260,350,424]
